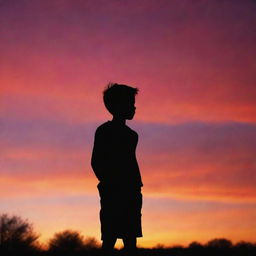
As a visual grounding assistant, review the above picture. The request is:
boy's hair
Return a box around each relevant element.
[103,82,138,115]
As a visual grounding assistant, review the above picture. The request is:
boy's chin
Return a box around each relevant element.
[126,114,135,120]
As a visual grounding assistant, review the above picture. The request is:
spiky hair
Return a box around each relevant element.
[103,83,138,115]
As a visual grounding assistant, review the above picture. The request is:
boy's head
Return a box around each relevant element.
[103,83,138,120]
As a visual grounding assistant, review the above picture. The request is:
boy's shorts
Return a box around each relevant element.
[97,183,142,240]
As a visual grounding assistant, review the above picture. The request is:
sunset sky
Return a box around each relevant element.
[1,0,256,248]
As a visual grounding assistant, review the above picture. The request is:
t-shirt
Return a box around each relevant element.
[91,121,143,188]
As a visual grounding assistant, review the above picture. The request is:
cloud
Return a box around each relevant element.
[1,118,256,202]
[1,0,255,123]
[133,121,256,200]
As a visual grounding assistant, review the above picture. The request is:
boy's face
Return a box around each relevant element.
[115,95,136,120]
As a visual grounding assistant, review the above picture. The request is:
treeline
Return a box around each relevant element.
[0,213,255,256]
[0,213,100,255]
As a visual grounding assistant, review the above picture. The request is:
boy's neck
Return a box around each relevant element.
[112,116,126,125]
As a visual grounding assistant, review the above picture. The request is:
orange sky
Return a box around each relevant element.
[1,0,256,247]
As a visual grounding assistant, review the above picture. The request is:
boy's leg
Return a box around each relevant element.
[102,237,117,255]
[123,236,137,256]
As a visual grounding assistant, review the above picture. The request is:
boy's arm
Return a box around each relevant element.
[91,128,108,181]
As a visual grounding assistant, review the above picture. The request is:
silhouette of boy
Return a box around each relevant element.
[91,83,143,255]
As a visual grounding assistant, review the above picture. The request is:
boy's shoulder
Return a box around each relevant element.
[95,121,112,135]
[95,121,138,137]
[126,125,138,137]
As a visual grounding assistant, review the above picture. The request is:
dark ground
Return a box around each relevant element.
[2,246,256,256]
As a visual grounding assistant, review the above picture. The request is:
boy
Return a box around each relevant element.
[91,83,143,255]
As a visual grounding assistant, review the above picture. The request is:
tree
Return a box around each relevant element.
[235,241,254,249]
[207,238,232,248]
[188,241,203,249]
[152,243,166,249]
[83,236,100,249]
[0,213,39,252]
[48,230,85,253]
